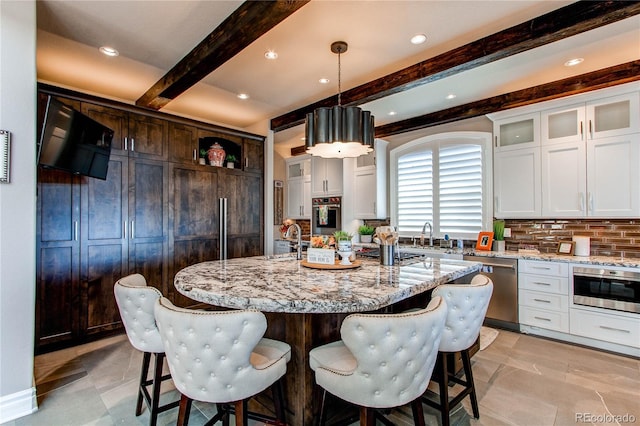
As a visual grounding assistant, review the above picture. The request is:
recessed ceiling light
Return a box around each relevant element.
[237,93,249,100]
[264,50,278,60]
[319,78,330,84]
[99,46,119,57]
[446,94,457,100]
[388,111,397,116]
[564,58,584,67]
[410,34,427,45]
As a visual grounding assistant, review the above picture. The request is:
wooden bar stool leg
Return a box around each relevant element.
[410,397,425,426]
[234,400,248,426]
[177,394,192,426]
[271,379,286,421]
[317,388,328,426]
[137,352,151,416]
[461,349,480,419]
[360,407,375,426]
[438,353,450,426]
[149,352,165,426]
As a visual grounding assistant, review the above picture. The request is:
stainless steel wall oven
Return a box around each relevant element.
[312,197,341,236]
[572,266,640,314]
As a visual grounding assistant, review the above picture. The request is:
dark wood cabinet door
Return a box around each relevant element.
[168,164,219,305]
[243,138,264,173]
[128,159,167,293]
[80,155,128,336]
[218,170,262,235]
[128,112,168,160]
[35,169,80,350]
[81,103,128,154]
[169,122,198,164]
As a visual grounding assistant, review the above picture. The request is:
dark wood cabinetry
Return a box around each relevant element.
[242,138,264,173]
[35,85,264,352]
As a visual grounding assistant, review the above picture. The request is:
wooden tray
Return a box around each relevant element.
[300,259,362,270]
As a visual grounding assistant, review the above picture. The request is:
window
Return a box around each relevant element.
[390,132,492,239]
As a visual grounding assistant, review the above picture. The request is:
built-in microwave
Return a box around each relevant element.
[312,197,341,236]
[572,266,640,314]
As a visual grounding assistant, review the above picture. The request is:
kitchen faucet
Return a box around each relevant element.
[285,223,303,260]
[420,221,433,247]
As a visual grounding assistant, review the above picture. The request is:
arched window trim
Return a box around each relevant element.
[390,131,493,240]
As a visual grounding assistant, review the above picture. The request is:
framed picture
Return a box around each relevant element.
[557,241,575,255]
[475,231,494,251]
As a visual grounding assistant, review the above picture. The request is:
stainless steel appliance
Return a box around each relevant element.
[312,197,341,235]
[573,266,640,314]
[462,255,519,330]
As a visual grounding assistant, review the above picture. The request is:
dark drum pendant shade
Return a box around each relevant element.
[305,42,375,158]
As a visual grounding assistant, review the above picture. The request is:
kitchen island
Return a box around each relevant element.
[174,255,481,425]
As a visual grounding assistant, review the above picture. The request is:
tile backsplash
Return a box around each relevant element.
[504,219,640,258]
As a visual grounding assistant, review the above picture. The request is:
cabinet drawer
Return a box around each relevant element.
[519,306,569,332]
[519,273,569,295]
[570,308,640,349]
[519,289,568,312]
[519,260,568,277]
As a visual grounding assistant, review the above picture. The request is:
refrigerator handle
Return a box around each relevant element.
[219,198,228,260]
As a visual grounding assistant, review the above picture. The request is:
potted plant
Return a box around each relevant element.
[358,225,375,243]
[198,148,207,165]
[225,154,237,169]
[493,219,506,252]
[333,230,353,252]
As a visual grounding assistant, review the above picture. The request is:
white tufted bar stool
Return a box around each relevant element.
[422,274,493,426]
[309,296,448,426]
[153,297,291,426]
[114,274,179,426]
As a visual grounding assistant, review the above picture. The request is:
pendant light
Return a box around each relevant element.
[305,41,374,158]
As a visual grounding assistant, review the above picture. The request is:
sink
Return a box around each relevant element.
[398,246,463,260]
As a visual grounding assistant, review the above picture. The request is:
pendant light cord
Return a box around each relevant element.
[337,48,342,107]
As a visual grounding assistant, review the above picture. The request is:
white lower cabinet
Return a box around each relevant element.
[518,260,569,333]
[570,308,640,348]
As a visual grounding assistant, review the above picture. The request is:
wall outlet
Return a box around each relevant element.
[504,228,512,238]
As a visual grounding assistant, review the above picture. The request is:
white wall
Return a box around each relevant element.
[0,0,38,422]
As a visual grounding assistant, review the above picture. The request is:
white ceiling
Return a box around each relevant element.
[36,1,640,147]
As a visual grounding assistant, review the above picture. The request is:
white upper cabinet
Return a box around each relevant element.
[494,147,541,218]
[493,113,540,152]
[311,157,343,196]
[490,83,640,219]
[286,156,311,219]
[353,139,388,219]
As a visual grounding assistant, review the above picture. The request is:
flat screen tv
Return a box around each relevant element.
[38,96,114,180]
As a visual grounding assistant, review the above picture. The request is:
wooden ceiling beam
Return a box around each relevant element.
[136,0,309,110]
[270,0,640,132]
[375,61,640,138]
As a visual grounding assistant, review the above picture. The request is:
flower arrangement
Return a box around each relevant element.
[310,235,335,248]
[280,219,294,236]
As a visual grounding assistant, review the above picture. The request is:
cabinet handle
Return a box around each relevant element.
[494,196,499,212]
[373,201,376,214]
[73,221,78,241]
[579,121,583,138]
[131,220,135,239]
[532,266,551,270]
[124,137,128,151]
[588,192,594,212]
[579,192,585,212]
[588,119,593,138]
[245,157,249,169]
[494,135,498,147]
[533,316,551,322]
[131,138,135,152]
[123,220,127,239]
[533,298,551,303]
[599,325,630,333]
[532,281,551,286]
[193,149,197,161]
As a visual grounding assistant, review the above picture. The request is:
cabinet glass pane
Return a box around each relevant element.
[288,163,303,178]
[548,110,578,139]
[356,151,375,168]
[594,101,630,133]
[499,119,534,146]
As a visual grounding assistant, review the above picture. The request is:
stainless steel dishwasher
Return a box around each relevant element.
[461,255,519,331]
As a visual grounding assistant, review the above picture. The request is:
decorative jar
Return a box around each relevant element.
[207,143,225,167]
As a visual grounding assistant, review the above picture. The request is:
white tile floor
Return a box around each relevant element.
[3,328,639,426]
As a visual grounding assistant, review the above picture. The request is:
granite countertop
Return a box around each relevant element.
[174,255,481,313]
[355,243,640,269]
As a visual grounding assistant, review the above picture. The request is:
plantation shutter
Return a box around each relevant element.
[397,150,433,235]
